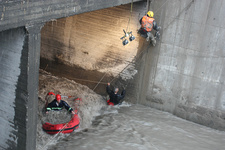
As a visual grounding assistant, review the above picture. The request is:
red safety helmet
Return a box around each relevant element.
[56,94,61,101]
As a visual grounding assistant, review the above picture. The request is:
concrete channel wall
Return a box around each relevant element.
[40,0,225,131]
[0,25,42,150]
[0,0,142,149]
[139,0,225,130]
[0,27,27,150]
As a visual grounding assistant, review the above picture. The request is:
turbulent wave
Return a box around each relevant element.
[36,70,225,150]
[37,70,106,150]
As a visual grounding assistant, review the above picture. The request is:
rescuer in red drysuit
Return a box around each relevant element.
[46,94,75,114]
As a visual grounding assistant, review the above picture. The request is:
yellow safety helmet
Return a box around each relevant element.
[147,11,154,18]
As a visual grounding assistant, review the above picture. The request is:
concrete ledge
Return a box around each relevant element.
[175,104,225,131]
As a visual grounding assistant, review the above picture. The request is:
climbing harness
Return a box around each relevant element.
[39,122,69,150]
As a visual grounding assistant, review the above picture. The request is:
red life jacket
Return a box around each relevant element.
[141,15,155,32]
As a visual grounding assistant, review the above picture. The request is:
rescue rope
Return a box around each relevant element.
[92,43,149,91]
[146,0,151,12]
[162,0,194,31]
[40,122,70,150]
[149,0,194,32]
[110,43,151,84]
[43,0,190,94]
[153,0,170,14]
[92,0,134,92]
[65,76,108,85]
[145,0,195,99]
[38,2,189,149]
[92,73,107,91]
[61,0,193,91]
[125,0,133,33]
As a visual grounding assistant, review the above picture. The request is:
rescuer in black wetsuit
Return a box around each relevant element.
[106,83,126,105]
[46,94,75,114]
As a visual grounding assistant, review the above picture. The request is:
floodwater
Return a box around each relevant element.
[37,70,225,150]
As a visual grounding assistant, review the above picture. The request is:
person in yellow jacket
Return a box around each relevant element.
[139,11,160,46]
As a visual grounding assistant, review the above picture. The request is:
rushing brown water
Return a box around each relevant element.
[37,70,106,149]
[37,70,225,150]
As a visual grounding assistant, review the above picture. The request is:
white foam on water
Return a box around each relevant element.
[37,70,225,150]
[45,104,225,150]
[37,70,106,150]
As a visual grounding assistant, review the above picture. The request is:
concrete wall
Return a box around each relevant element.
[139,0,225,130]
[0,27,26,150]
[0,25,41,150]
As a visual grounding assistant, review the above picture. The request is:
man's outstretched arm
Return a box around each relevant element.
[118,90,126,101]
[106,83,112,94]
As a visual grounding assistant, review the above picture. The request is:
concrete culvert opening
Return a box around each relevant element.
[39,3,147,95]
[37,2,149,149]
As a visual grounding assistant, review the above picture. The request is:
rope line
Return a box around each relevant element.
[110,44,151,84]
[153,0,170,14]
[91,0,195,88]
[40,122,70,150]
[64,77,108,85]
[92,73,107,91]
[126,0,133,32]
[92,0,134,90]
[39,2,193,149]
[162,0,194,31]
